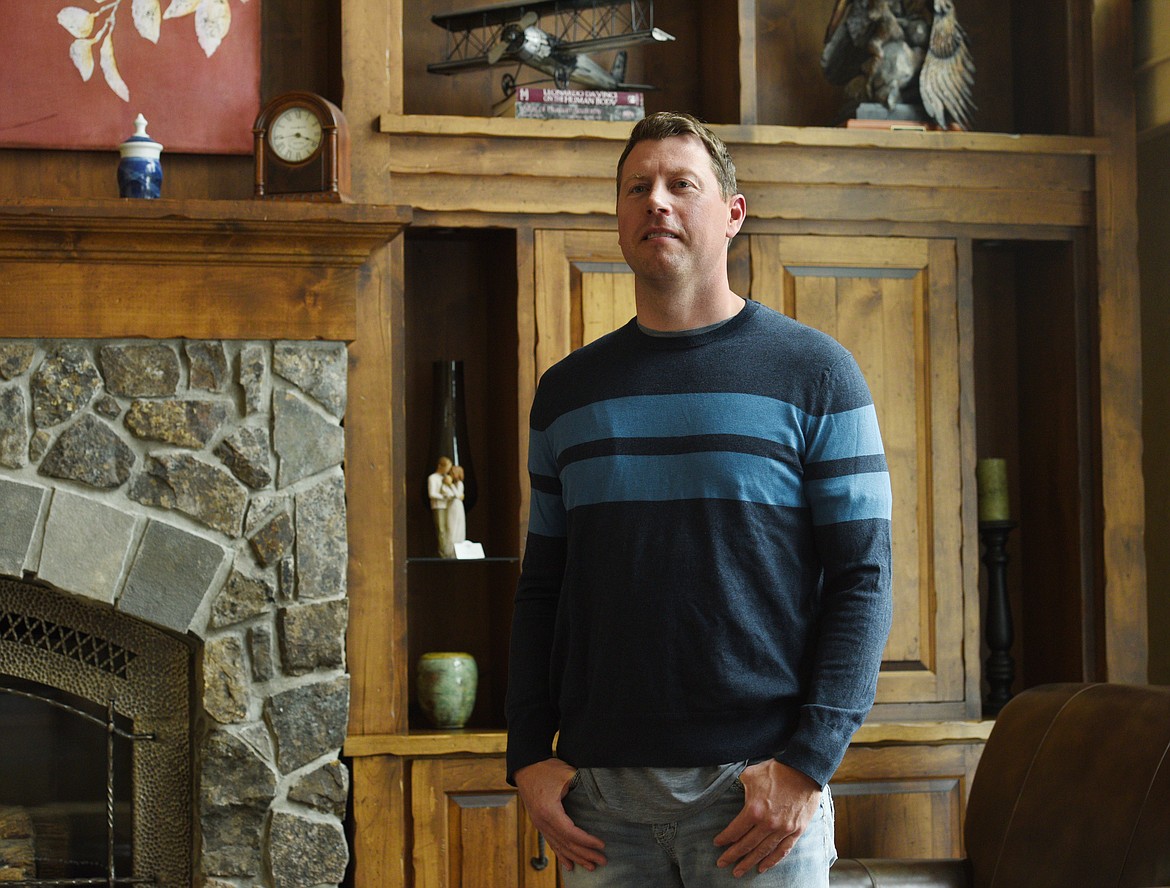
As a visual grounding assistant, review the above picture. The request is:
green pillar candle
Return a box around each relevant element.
[976,458,1010,522]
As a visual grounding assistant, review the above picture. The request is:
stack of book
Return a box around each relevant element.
[493,87,645,121]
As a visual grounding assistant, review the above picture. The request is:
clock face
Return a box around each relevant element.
[268,106,324,163]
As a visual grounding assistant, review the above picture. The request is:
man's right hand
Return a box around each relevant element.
[514,758,607,872]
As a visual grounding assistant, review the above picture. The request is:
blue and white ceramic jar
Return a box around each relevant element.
[117,114,163,199]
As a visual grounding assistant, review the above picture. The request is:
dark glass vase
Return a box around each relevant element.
[426,359,477,512]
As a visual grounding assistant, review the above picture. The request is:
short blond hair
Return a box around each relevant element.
[616,112,738,200]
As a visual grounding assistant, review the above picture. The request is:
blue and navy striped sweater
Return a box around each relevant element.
[506,299,893,787]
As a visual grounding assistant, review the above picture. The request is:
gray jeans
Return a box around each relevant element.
[561,774,836,887]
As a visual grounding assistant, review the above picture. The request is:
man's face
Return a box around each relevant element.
[616,134,744,286]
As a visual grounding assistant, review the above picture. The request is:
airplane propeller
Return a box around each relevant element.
[487,11,537,65]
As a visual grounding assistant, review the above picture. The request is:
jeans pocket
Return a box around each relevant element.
[823,784,838,865]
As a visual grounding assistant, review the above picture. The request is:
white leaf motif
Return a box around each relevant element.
[162,0,201,19]
[68,37,96,82]
[195,0,231,57]
[100,33,130,101]
[57,7,95,38]
[133,0,162,42]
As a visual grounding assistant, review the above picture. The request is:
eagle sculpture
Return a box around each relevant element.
[821,0,975,130]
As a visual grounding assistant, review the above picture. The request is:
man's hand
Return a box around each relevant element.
[713,759,822,877]
[514,758,607,872]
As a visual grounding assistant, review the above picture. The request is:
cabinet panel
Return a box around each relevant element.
[534,230,977,715]
[534,230,631,374]
[351,755,408,888]
[412,756,556,888]
[831,743,983,858]
[750,235,972,713]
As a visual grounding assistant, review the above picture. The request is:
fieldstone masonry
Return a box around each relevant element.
[0,338,351,888]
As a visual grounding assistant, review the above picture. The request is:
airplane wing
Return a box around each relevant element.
[431,0,599,33]
[427,55,502,75]
[429,0,673,75]
[558,26,674,55]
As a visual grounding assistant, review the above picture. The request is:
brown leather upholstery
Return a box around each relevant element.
[830,683,1170,888]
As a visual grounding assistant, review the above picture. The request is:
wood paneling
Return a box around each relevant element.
[1092,0,1147,684]
[1135,0,1170,137]
[751,235,975,716]
[1013,241,1097,686]
[378,116,1099,228]
[0,198,409,341]
[532,231,977,717]
[534,230,629,374]
[350,755,409,888]
[337,2,1147,885]
[411,757,555,888]
[832,743,983,858]
[346,237,409,737]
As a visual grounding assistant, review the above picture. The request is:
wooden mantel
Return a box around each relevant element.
[0,198,411,341]
[378,114,1102,232]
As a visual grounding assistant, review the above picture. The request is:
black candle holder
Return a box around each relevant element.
[979,519,1017,716]
[426,359,477,512]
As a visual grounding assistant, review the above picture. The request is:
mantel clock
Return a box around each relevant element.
[253,92,350,202]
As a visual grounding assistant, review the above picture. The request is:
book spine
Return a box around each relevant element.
[513,102,646,121]
[514,88,644,106]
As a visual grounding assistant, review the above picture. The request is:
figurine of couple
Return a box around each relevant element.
[427,456,467,558]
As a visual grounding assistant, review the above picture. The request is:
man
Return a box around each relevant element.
[427,455,455,557]
[506,111,893,885]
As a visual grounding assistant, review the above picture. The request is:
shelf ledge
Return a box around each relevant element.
[380,113,1108,155]
[344,719,994,759]
[345,730,508,758]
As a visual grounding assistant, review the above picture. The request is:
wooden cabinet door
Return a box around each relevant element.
[750,235,976,716]
[534,230,977,717]
[534,229,634,375]
[411,756,556,888]
[831,742,983,858]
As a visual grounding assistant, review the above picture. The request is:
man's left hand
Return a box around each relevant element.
[713,759,822,877]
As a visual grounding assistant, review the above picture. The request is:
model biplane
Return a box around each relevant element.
[428,0,674,96]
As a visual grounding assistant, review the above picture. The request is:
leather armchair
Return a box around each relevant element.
[830,683,1170,888]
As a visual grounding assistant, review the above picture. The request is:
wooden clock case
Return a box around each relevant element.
[253,91,351,201]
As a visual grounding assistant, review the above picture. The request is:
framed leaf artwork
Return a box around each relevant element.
[0,0,260,154]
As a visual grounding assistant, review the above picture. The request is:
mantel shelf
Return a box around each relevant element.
[379,115,1100,229]
[380,113,1108,155]
[0,198,412,341]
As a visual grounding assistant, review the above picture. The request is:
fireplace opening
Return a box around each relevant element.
[0,677,142,884]
[0,579,193,888]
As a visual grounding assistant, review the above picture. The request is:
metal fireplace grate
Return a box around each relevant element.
[1,688,154,888]
[0,613,136,679]
[0,579,192,888]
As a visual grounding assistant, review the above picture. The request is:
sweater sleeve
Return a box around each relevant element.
[505,422,567,784]
[776,356,894,787]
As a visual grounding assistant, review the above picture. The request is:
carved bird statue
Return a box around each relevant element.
[821,0,976,130]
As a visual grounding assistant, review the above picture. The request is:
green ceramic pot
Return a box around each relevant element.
[417,652,478,729]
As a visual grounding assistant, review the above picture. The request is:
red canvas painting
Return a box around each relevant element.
[0,0,260,154]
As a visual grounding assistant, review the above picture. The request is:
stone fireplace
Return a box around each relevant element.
[1,337,351,888]
[0,198,410,888]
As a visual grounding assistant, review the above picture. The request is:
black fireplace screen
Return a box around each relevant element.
[1,681,148,885]
[0,580,192,888]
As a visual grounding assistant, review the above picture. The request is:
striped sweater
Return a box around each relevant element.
[505,299,893,787]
